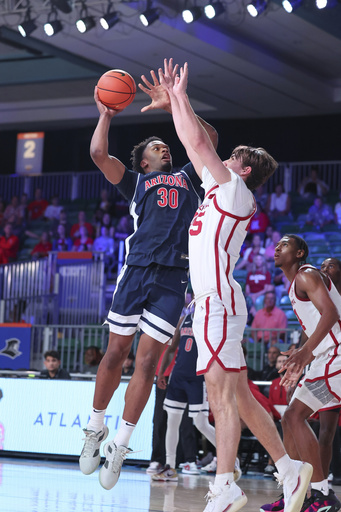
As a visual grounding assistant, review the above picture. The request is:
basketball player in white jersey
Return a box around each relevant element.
[264,235,341,512]
[159,60,312,512]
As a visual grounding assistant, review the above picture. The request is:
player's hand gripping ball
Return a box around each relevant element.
[97,69,136,110]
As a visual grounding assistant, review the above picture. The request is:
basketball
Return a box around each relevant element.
[97,69,136,110]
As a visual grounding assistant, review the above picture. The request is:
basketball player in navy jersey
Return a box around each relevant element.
[261,237,341,512]
[79,60,218,491]
[153,307,215,481]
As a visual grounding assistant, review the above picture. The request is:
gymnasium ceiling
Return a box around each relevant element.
[1,0,341,130]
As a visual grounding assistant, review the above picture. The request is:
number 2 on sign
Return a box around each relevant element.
[24,140,36,159]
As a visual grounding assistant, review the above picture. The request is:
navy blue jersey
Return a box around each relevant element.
[115,163,201,269]
[172,313,199,377]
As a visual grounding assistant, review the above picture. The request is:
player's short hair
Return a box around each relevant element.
[322,257,341,270]
[131,136,167,174]
[286,234,309,265]
[232,145,278,191]
[44,350,61,360]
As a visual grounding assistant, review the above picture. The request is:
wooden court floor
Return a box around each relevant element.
[1,457,340,512]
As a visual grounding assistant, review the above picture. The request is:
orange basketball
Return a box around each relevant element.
[97,69,136,110]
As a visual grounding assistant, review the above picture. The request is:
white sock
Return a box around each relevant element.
[87,408,106,432]
[165,412,182,468]
[214,472,234,487]
[113,418,136,447]
[274,454,292,476]
[311,479,329,496]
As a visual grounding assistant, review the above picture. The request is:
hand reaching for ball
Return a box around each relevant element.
[159,59,188,98]
[139,58,179,113]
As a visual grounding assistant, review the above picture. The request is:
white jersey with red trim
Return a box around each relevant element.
[189,166,255,316]
[288,264,341,358]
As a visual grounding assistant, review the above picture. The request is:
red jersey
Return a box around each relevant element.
[0,234,20,264]
[27,199,49,220]
[31,241,52,258]
[269,377,288,406]
[70,222,94,239]
[249,379,281,421]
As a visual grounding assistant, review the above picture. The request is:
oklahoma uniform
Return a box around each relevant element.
[189,166,256,374]
[289,265,341,412]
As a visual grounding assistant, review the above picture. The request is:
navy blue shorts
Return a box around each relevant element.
[163,372,209,417]
[105,264,188,343]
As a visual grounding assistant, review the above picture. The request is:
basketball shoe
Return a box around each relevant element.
[273,460,312,512]
[182,462,200,475]
[152,464,178,482]
[301,489,341,512]
[99,440,132,490]
[201,457,217,473]
[146,461,163,475]
[79,425,109,475]
[260,493,284,512]
[204,481,247,512]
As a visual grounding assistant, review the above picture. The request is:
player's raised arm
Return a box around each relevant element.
[141,59,218,150]
[159,60,228,184]
[90,86,126,185]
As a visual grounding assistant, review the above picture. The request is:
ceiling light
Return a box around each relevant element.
[100,11,119,30]
[76,15,96,33]
[44,19,63,36]
[18,18,37,37]
[182,6,202,23]
[204,2,225,19]
[282,0,302,12]
[140,7,159,26]
[246,0,268,17]
[316,0,337,8]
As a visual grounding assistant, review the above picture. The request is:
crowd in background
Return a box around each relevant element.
[1,169,341,324]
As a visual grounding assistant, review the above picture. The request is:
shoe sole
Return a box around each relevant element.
[234,468,242,483]
[285,463,313,512]
[99,442,123,490]
[79,426,109,475]
[182,470,200,475]
[152,476,178,482]
[228,493,248,512]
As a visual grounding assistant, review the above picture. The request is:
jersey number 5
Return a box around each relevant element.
[189,211,206,236]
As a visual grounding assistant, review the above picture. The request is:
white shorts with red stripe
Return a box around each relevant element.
[291,351,341,413]
[193,293,247,375]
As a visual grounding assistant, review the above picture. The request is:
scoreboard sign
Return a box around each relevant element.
[15,132,44,175]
